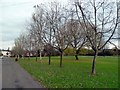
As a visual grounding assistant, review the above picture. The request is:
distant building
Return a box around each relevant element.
[1,50,11,57]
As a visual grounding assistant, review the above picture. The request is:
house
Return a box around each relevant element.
[1,50,11,57]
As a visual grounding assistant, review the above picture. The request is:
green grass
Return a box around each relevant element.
[18,56,118,88]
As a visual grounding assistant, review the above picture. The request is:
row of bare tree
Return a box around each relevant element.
[13,0,119,75]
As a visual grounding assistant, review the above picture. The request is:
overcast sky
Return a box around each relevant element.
[0,0,119,50]
[0,0,68,50]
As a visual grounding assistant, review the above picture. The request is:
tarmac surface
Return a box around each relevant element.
[0,57,2,89]
[1,57,44,89]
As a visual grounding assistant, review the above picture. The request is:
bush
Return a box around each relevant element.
[98,49,118,56]
[86,49,94,56]
[79,48,88,55]
[64,48,75,56]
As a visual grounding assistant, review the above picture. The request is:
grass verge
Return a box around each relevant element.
[18,56,118,88]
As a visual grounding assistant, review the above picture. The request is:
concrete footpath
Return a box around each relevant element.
[2,57,46,89]
[0,57,2,89]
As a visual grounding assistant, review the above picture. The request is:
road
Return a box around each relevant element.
[0,57,2,89]
[1,57,45,89]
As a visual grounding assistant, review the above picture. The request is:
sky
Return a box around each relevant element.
[0,0,68,50]
[0,0,119,50]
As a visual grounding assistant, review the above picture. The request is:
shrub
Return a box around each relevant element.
[64,48,75,56]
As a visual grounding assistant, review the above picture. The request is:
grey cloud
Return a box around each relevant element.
[0,0,67,49]
[1,32,19,41]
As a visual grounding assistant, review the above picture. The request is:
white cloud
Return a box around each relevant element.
[0,0,68,50]
[2,0,118,50]
[108,40,119,49]
[0,40,14,50]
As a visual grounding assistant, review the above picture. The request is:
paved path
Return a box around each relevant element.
[0,57,2,90]
[2,57,45,89]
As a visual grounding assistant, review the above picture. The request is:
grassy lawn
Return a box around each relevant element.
[18,56,118,88]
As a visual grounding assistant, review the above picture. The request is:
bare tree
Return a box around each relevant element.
[67,19,87,60]
[13,34,26,58]
[27,4,45,62]
[24,34,33,59]
[52,3,70,67]
[40,2,70,67]
[74,0,119,75]
[42,2,59,65]
[54,25,70,67]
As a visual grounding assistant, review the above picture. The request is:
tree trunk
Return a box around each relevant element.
[28,52,30,60]
[36,54,37,62]
[60,52,63,67]
[40,51,42,63]
[75,55,79,60]
[75,50,79,60]
[48,53,51,65]
[91,51,98,75]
